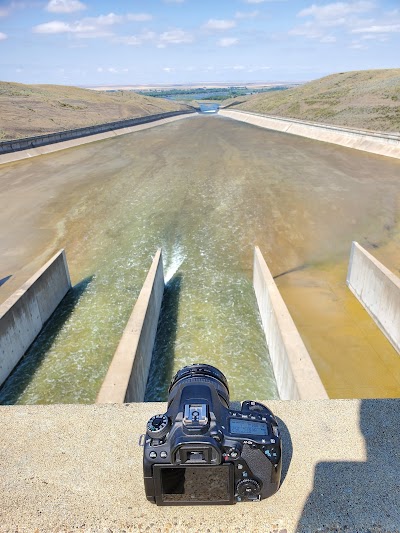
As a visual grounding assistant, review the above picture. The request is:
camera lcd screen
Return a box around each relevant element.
[159,466,232,503]
[229,418,269,436]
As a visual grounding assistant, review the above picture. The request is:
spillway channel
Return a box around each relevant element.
[0,114,400,403]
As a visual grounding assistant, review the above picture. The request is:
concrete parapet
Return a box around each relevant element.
[97,250,164,403]
[253,247,328,400]
[0,250,71,388]
[0,399,398,532]
[219,109,400,159]
[347,241,400,354]
[0,112,196,166]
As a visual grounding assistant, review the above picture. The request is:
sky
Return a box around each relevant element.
[0,0,399,86]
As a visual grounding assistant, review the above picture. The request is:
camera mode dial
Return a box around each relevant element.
[236,479,261,499]
[146,414,170,439]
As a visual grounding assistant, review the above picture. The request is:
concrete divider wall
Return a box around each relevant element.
[219,109,400,159]
[0,110,195,155]
[97,250,164,403]
[253,246,328,400]
[0,250,71,387]
[347,241,400,353]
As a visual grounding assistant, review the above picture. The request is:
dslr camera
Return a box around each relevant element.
[143,364,282,505]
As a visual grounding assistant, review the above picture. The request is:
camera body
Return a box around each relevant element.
[143,364,282,505]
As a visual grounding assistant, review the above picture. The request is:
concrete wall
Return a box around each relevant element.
[0,112,196,166]
[220,109,400,159]
[0,250,71,387]
[253,246,328,400]
[347,241,400,354]
[97,250,164,403]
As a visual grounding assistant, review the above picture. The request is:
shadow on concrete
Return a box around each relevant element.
[0,275,12,288]
[276,416,293,486]
[144,273,182,402]
[296,399,399,532]
[0,275,94,405]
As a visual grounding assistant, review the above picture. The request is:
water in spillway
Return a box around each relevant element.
[1,114,400,403]
[0,116,280,404]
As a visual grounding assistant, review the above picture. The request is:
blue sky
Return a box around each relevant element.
[0,0,399,86]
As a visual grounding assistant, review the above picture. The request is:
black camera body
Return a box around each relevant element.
[143,364,282,505]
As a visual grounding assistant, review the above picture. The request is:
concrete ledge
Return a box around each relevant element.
[347,241,400,354]
[0,250,71,388]
[97,250,164,403]
[0,112,196,166]
[0,399,398,532]
[219,109,400,159]
[253,247,328,400]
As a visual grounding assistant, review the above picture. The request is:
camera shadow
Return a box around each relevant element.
[144,273,182,401]
[276,416,293,486]
[295,399,400,532]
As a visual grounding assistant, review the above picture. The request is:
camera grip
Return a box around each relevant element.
[241,444,279,499]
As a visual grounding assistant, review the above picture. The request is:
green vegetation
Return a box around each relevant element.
[136,85,291,101]
[228,69,400,133]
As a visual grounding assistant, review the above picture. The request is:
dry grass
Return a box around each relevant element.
[224,69,400,133]
[0,81,192,140]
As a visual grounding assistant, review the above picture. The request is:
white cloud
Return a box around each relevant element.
[118,29,191,47]
[352,24,400,33]
[218,37,239,47]
[290,1,376,40]
[0,7,10,17]
[127,13,152,22]
[159,29,193,44]
[33,21,72,34]
[163,67,175,73]
[298,1,374,20]
[33,12,151,39]
[46,0,87,13]
[235,10,259,19]
[119,31,156,46]
[203,19,236,30]
[0,32,7,40]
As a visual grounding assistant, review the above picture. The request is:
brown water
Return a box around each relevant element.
[0,115,399,403]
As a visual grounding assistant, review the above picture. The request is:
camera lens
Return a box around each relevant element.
[169,364,229,397]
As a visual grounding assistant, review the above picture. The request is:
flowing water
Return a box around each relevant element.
[1,115,400,404]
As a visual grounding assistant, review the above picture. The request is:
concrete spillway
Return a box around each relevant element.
[0,115,400,403]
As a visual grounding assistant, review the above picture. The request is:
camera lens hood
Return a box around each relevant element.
[168,364,229,395]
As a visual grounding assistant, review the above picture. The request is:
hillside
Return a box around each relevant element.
[0,82,192,140]
[225,69,400,133]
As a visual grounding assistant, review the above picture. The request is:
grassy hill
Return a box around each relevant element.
[0,82,192,140]
[224,69,400,133]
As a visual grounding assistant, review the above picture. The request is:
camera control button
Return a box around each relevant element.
[229,448,240,458]
[149,451,157,459]
[160,451,167,459]
[237,479,261,499]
